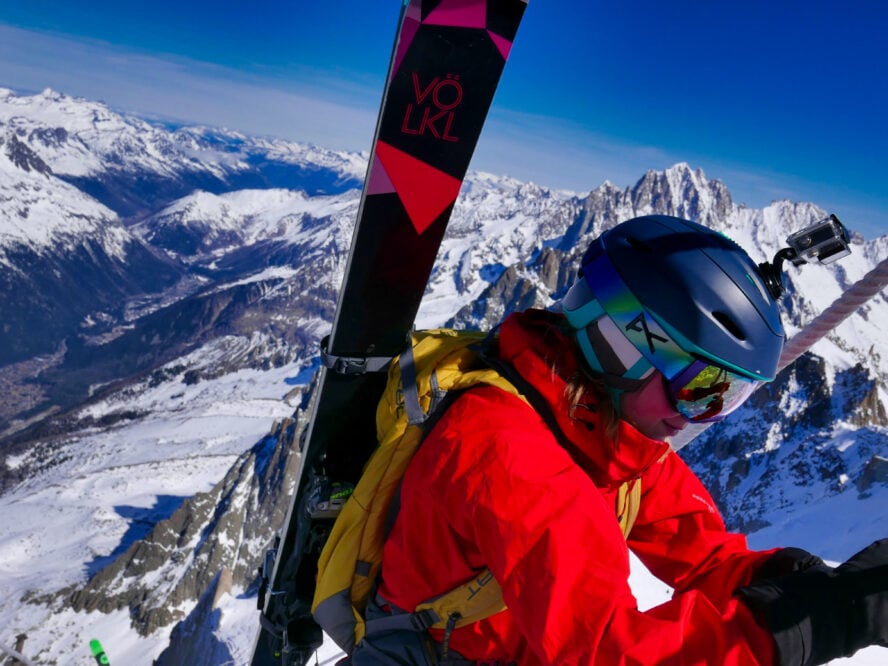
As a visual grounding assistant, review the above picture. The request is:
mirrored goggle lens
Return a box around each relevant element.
[668,361,758,423]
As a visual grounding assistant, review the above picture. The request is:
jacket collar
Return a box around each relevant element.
[496,309,671,487]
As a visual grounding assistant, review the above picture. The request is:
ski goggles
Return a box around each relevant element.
[663,359,758,422]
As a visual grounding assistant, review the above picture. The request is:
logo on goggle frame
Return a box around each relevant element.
[625,312,668,353]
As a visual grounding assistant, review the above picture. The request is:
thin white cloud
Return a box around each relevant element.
[0,24,379,149]
[470,109,676,193]
[1,23,885,239]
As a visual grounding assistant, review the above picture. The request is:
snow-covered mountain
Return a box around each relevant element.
[0,87,365,203]
[0,88,886,664]
[0,87,363,375]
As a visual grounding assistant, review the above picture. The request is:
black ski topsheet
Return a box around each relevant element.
[252,1,527,663]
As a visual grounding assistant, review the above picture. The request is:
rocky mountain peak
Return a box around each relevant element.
[630,162,734,224]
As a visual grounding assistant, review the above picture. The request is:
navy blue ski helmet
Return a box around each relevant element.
[560,215,785,422]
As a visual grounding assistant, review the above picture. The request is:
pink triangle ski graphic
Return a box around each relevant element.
[375,140,462,235]
[425,0,487,29]
[487,30,513,60]
[367,153,396,195]
[392,2,423,76]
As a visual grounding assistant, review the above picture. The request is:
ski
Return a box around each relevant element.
[251,1,527,664]
[90,639,110,665]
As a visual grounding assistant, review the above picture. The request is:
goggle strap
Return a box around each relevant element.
[623,357,655,382]
[586,319,630,377]
[593,315,644,372]
[576,328,605,375]
[576,327,650,392]
[573,302,656,395]
[562,283,605,329]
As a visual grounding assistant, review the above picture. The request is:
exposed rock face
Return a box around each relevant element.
[4,133,52,175]
[858,456,888,493]
[67,416,303,636]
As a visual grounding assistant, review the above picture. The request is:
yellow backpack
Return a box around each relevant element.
[311,328,641,654]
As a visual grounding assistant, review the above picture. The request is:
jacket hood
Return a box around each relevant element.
[496,309,671,486]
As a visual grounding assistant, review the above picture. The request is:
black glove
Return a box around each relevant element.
[738,539,888,666]
[752,547,827,581]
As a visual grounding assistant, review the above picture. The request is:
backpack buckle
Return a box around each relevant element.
[410,608,441,632]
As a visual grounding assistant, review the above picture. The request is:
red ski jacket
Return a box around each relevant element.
[377,309,779,665]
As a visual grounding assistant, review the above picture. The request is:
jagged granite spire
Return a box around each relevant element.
[66,416,302,636]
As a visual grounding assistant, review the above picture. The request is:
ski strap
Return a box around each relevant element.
[320,335,393,375]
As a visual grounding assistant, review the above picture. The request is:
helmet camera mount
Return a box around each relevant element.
[757,214,851,299]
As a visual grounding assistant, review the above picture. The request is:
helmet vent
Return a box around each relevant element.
[626,236,653,253]
[713,311,746,340]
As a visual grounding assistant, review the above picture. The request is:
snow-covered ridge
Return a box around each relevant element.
[133,187,361,255]
[0,137,123,256]
[0,87,363,182]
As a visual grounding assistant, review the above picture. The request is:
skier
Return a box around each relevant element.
[349,215,888,665]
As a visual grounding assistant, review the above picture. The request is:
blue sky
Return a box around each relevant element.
[0,1,886,238]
